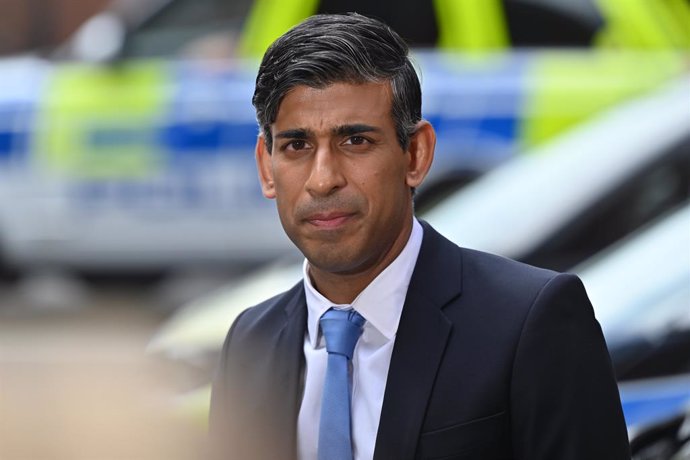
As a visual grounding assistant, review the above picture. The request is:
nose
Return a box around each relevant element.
[305,146,346,197]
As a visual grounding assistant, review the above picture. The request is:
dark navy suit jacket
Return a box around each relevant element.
[210,221,631,459]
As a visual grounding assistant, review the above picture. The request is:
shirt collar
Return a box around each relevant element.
[303,218,424,347]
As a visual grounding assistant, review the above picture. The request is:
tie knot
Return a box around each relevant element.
[320,309,365,359]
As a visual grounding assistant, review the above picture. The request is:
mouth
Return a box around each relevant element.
[305,212,356,229]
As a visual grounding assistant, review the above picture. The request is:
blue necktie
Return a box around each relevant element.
[318,308,366,460]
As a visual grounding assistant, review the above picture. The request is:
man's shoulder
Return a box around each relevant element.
[420,221,565,304]
[421,221,558,284]
[460,246,558,287]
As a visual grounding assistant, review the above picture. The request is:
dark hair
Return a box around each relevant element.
[252,13,422,152]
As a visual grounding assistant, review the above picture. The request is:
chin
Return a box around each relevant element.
[304,246,365,275]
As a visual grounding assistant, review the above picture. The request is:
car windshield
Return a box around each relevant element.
[117,0,254,58]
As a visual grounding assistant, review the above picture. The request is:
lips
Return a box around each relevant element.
[305,211,355,229]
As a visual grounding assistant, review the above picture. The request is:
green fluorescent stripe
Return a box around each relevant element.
[239,0,319,57]
[434,0,508,50]
[595,0,690,48]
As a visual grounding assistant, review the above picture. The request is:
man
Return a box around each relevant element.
[210,13,631,460]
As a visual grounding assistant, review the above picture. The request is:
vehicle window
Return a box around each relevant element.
[122,0,254,58]
[504,0,600,47]
[317,0,599,48]
[317,0,438,47]
[523,135,690,271]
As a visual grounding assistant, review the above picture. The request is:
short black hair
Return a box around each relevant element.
[252,13,422,152]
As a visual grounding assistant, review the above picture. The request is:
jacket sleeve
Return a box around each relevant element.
[208,309,249,460]
[510,273,631,459]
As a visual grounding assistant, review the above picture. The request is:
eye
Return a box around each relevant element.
[343,136,370,146]
[284,140,308,151]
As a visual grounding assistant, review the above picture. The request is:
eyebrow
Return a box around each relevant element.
[333,124,382,137]
[274,128,311,140]
[274,124,382,140]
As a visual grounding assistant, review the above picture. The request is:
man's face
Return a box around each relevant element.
[256,82,432,278]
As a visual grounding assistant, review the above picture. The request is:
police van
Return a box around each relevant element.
[0,0,686,273]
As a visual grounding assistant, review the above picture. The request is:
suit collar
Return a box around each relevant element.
[302,218,425,346]
[374,221,463,460]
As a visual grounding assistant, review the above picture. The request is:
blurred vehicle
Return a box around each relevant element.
[629,404,690,460]
[0,0,687,274]
[147,76,690,424]
[58,0,690,60]
[422,76,690,271]
[583,206,690,384]
[578,203,690,434]
[623,374,690,455]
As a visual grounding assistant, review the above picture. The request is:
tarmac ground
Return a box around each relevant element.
[0,272,213,460]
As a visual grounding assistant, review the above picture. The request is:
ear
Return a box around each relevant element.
[255,134,276,199]
[405,120,435,189]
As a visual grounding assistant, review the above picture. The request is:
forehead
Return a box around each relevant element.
[273,82,394,132]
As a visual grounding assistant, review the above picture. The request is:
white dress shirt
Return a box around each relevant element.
[297,218,424,460]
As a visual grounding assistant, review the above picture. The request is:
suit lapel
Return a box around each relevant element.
[261,283,307,460]
[374,222,463,460]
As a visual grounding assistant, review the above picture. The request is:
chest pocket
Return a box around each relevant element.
[416,411,510,460]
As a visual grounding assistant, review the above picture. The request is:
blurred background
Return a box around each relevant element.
[0,0,689,458]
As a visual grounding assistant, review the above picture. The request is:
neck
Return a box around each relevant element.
[308,218,414,304]
[308,269,375,305]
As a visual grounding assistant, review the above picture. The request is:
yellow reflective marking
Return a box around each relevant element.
[662,0,690,47]
[36,60,168,178]
[520,51,684,149]
[595,0,690,49]
[238,0,319,58]
[434,0,508,51]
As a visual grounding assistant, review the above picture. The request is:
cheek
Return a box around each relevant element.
[352,154,398,184]
[274,186,297,220]
[373,158,407,189]
[359,168,407,214]
[273,164,303,198]
[273,193,299,240]
[272,170,308,227]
